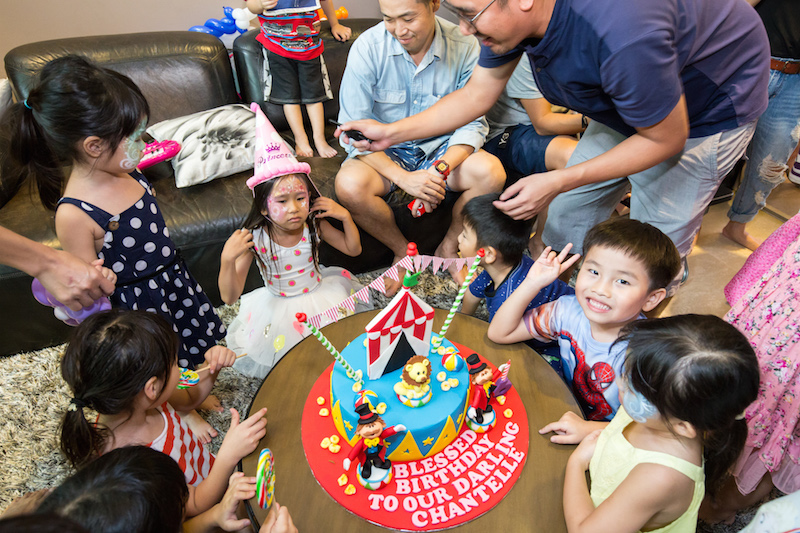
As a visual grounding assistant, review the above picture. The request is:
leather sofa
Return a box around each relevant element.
[0,21,457,356]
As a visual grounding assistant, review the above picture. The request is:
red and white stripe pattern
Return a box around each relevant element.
[149,402,215,486]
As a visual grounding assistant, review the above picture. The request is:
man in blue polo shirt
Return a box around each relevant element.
[337,0,769,292]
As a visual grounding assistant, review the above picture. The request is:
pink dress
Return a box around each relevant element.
[726,214,800,495]
[725,213,800,305]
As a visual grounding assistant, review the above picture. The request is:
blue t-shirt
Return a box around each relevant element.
[469,255,573,319]
[479,0,769,138]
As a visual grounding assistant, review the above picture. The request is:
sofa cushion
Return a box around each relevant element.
[147,104,257,188]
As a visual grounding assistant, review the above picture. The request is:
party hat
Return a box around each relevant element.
[246,102,312,190]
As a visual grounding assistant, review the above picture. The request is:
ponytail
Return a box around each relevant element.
[59,309,177,467]
[0,101,64,209]
[703,417,749,497]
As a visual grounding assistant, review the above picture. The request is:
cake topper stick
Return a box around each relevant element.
[433,249,485,347]
[296,313,365,388]
[402,242,420,289]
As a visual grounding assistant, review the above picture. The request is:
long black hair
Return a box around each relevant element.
[0,55,149,210]
[242,173,321,278]
[37,446,188,533]
[59,309,177,468]
[617,314,760,496]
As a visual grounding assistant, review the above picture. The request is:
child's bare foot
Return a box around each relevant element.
[200,394,223,413]
[294,141,313,158]
[314,138,339,158]
[722,220,761,251]
[181,409,218,444]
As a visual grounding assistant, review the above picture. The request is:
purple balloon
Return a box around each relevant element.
[31,278,111,326]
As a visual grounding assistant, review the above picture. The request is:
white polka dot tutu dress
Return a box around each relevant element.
[226,224,368,379]
[57,172,225,368]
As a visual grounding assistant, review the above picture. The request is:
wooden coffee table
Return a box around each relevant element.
[242,309,579,532]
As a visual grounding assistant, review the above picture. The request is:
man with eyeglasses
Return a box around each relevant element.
[333,0,505,294]
[337,0,769,293]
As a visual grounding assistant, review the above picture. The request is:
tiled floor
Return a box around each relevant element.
[660,180,799,318]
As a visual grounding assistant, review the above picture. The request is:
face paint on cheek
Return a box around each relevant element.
[267,196,288,221]
[119,119,148,170]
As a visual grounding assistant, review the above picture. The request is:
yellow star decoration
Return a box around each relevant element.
[423,436,434,446]
[344,420,353,431]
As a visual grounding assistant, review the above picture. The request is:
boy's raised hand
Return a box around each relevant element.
[218,408,268,464]
[525,244,580,287]
[221,228,254,265]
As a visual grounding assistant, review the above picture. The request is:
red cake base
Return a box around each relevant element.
[301,346,529,531]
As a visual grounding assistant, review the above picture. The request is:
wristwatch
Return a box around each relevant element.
[432,159,450,178]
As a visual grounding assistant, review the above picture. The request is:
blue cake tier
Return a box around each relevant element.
[330,334,470,462]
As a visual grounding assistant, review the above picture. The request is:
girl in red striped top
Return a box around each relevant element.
[59,309,268,517]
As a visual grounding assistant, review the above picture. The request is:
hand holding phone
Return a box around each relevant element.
[329,119,371,143]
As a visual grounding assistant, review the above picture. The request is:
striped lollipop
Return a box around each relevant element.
[177,368,199,389]
[256,448,275,509]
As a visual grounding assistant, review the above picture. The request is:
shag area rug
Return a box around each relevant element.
[0,269,761,531]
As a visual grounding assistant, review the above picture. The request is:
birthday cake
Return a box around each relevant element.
[329,288,470,462]
[296,254,530,531]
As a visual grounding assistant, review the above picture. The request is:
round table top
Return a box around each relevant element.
[242,309,580,532]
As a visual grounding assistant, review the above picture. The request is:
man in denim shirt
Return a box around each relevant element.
[334,0,505,293]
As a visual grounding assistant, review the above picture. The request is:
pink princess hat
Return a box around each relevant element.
[246,102,319,194]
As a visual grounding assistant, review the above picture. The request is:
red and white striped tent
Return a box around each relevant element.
[364,287,434,380]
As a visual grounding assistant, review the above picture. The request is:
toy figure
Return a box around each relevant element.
[393,355,433,405]
[343,403,406,485]
[467,353,510,429]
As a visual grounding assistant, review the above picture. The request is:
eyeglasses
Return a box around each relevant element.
[441,0,497,30]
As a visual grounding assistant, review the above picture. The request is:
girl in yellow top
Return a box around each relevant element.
[563,315,759,533]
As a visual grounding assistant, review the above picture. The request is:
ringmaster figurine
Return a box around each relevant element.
[343,403,406,485]
[467,353,510,428]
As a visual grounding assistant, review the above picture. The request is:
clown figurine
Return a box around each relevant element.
[343,403,406,489]
[466,353,510,432]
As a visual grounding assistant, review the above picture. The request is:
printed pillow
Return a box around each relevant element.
[146,104,256,188]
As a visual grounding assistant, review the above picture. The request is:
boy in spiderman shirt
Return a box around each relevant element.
[488,218,680,431]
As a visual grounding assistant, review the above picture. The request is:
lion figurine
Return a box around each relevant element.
[393,355,432,400]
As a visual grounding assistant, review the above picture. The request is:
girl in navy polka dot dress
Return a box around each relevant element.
[219,104,366,379]
[3,55,225,441]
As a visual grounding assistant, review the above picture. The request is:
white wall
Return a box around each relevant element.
[0,0,382,78]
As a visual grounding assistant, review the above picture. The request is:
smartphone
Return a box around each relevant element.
[329,119,371,142]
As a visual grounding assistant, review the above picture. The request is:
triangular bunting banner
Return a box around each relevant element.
[355,287,370,303]
[420,255,431,271]
[442,258,455,270]
[432,256,443,273]
[385,265,399,282]
[371,276,386,295]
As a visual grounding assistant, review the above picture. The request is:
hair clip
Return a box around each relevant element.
[23,99,32,110]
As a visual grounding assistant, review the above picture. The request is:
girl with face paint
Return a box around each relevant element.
[1,55,228,444]
[219,153,365,379]
[560,315,760,533]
